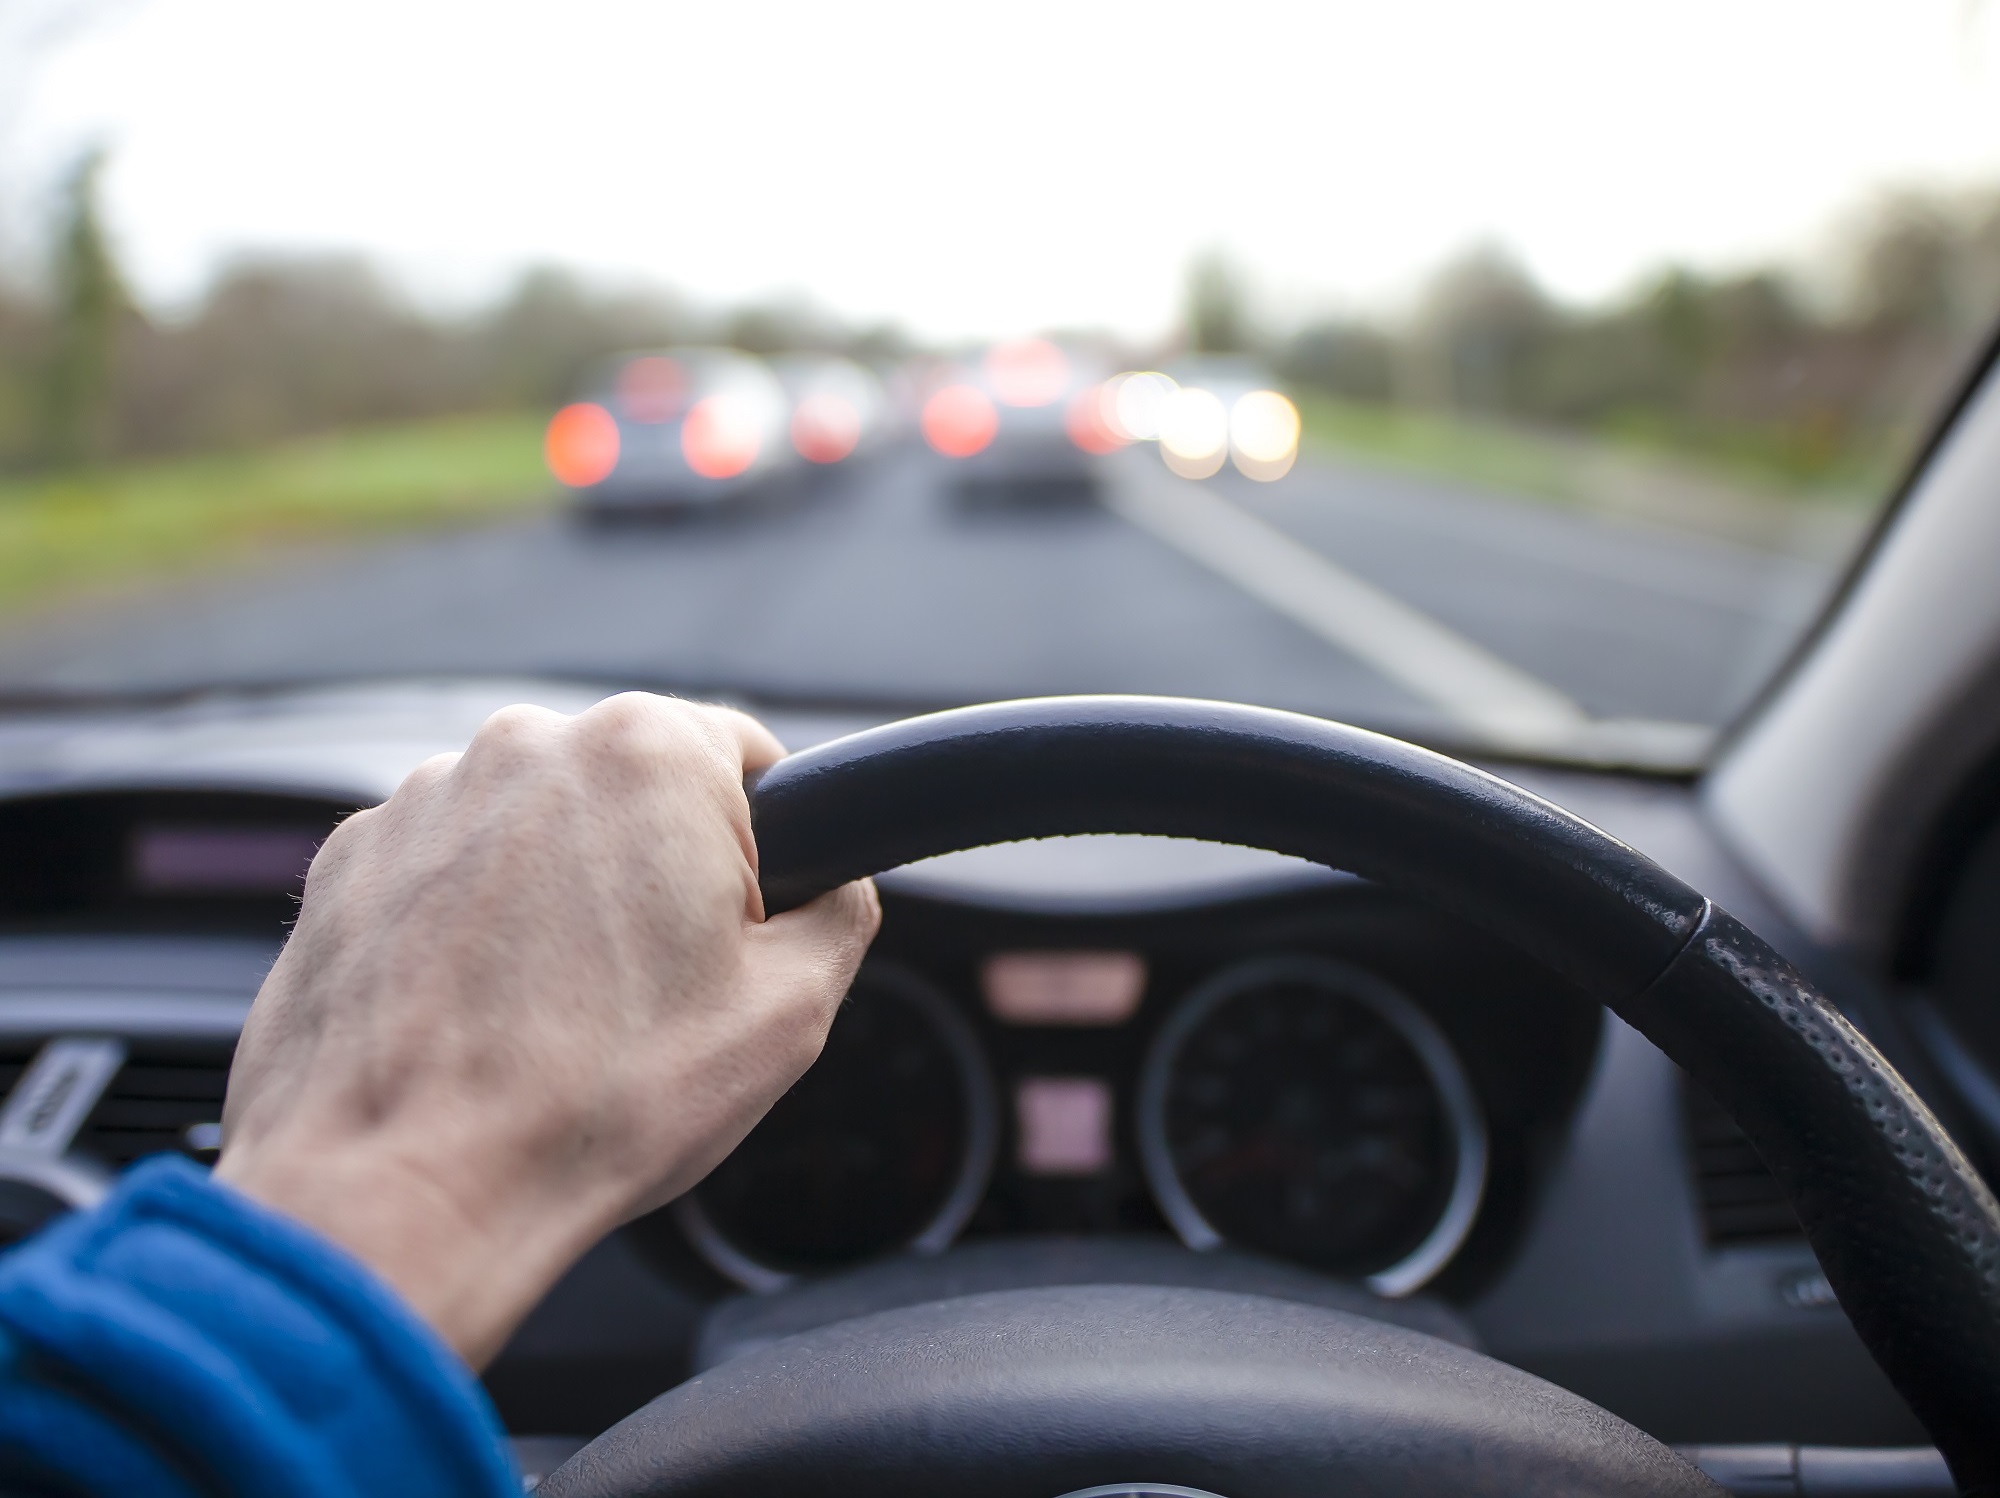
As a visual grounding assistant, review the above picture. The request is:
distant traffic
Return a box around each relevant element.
[544,342,1300,513]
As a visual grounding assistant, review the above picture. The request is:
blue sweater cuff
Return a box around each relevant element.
[0,1155,520,1497]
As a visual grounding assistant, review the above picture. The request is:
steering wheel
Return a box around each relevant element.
[541,697,2000,1498]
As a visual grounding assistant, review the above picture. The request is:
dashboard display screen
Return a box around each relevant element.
[982,951,1145,1025]
[1015,1075,1114,1175]
[130,825,323,894]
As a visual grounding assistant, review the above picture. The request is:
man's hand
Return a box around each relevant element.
[214,694,879,1367]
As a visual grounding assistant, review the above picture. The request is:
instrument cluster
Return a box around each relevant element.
[657,886,1600,1301]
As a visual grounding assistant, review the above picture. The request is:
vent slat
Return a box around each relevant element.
[77,1048,234,1167]
[1684,1081,1802,1245]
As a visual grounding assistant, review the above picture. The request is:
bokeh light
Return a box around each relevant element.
[682,395,762,478]
[544,402,620,487]
[1229,389,1301,481]
[615,356,687,424]
[985,339,1070,408]
[922,384,1000,457]
[1111,371,1177,441]
[791,393,862,463]
[1065,384,1126,455]
[1157,386,1228,479]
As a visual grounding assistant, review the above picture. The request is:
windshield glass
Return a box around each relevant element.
[4,2,1998,769]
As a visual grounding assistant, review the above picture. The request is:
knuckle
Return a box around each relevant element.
[398,752,460,793]
[307,805,373,871]
[457,706,570,787]
[322,802,379,844]
[577,693,714,776]
[469,703,566,760]
[584,690,674,735]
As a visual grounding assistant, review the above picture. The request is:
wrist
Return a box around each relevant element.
[215,1129,626,1368]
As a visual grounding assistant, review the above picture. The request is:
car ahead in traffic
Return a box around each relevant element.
[916,338,1125,504]
[770,354,891,472]
[545,348,793,517]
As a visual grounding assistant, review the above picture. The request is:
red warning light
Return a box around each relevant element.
[922,384,999,458]
[791,393,862,463]
[682,396,761,479]
[544,403,620,487]
[1065,384,1125,455]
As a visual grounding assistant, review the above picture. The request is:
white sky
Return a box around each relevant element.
[5,0,2000,341]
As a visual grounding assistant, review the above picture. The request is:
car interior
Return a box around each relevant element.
[3,327,2000,1494]
[7,7,2000,1495]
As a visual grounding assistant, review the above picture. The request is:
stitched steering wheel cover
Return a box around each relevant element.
[704,697,2000,1489]
[754,695,1705,997]
[1633,909,2000,1487]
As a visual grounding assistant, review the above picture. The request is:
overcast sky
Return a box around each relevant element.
[6,0,1999,340]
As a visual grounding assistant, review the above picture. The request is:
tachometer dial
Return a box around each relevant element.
[1137,956,1485,1295]
[676,963,996,1290]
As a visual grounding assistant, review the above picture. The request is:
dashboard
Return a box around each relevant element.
[0,681,1949,1462]
[0,782,1596,1299]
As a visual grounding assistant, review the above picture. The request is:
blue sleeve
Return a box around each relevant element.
[0,1156,522,1497]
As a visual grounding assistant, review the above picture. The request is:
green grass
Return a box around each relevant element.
[0,412,552,617]
[1293,394,1881,555]
[1295,396,1589,506]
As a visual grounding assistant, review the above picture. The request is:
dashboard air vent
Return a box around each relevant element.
[78,1046,234,1166]
[1684,1082,1802,1244]
[0,1045,32,1102]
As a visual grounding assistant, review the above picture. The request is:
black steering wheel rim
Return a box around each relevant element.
[556,696,2000,1496]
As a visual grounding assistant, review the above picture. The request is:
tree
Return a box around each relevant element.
[1185,250,1253,355]
[1408,244,1553,413]
[41,148,128,465]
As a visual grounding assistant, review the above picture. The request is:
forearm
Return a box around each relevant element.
[0,1158,521,1498]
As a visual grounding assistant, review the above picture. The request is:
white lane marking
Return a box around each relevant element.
[1105,462,1706,763]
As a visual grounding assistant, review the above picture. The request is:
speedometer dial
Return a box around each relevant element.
[1138,956,1486,1295]
[676,963,996,1290]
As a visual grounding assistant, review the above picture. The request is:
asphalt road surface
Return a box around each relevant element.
[0,442,1843,763]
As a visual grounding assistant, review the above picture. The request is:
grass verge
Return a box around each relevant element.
[1293,394,1879,557]
[0,412,552,618]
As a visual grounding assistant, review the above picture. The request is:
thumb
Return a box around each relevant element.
[743,876,883,1014]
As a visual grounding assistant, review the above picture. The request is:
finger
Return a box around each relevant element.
[695,702,788,777]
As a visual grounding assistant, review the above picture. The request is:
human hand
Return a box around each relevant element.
[214,694,880,1367]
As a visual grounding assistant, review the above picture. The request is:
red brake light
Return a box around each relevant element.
[922,384,999,458]
[616,357,687,424]
[1065,383,1125,455]
[792,393,862,463]
[545,403,620,487]
[985,339,1070,408]
[682,396,761,479]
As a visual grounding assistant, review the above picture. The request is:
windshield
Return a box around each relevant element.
[3,2,1998,769]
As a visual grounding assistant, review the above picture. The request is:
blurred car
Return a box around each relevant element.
[771,354,890,469]
[916,338,1126,503]
[545,348,792,516]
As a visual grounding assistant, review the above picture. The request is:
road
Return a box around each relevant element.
[0,443,1842,765]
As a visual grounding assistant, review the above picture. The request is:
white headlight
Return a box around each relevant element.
[1229,390,1300,481]
[1111,371,1178,442]
[1157,386,1229,479]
